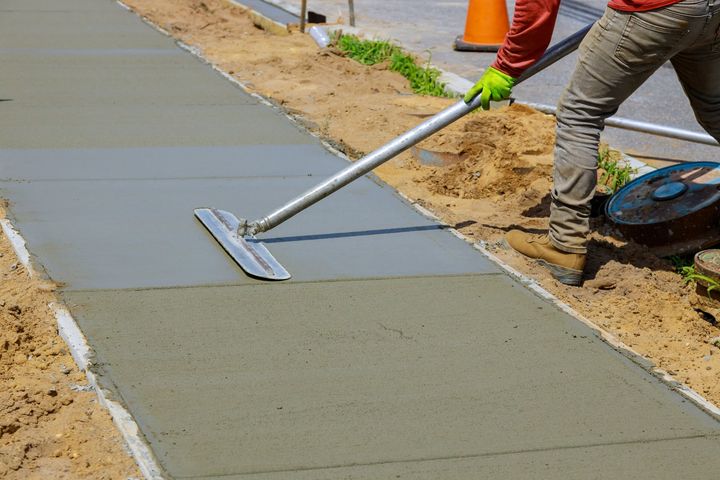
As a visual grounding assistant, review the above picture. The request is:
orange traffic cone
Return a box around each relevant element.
[454,0,509,52]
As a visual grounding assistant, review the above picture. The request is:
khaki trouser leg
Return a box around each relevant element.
[549,0,720,254]
[671,12,720,142]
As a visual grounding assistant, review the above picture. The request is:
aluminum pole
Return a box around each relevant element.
[523,102,719,147]
[245,24,593,236]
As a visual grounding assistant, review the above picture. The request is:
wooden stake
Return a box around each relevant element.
[300,0,307,32]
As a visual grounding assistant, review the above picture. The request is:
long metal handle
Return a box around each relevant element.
[524,102,719,146]
[247,24,593,235]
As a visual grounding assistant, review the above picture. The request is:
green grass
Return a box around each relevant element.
[337,35,397,65]
[597,145,635,193]
[335,34,453,98]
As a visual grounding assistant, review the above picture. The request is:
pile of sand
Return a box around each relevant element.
[420,104,556,198]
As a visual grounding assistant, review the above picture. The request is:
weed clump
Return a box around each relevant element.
[598,144,635,193]
[336,34,453,98]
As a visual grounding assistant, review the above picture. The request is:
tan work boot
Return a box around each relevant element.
[505,231,585,286]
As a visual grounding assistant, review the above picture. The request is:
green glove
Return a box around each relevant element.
[464,67,517,110]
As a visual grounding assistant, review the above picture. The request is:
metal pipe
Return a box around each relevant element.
[246,24,593,236]
[348,0,356,27]
[523,102,719,147]
[251,99,480,234]
[300,0,307,33]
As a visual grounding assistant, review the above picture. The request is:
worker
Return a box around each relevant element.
[465,0,720,286]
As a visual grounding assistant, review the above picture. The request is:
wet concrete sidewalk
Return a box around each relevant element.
[2,0,720,478]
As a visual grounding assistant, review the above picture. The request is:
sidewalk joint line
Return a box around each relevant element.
[61,272,506,295]
[0,174,328,183]
[176,433,720,478]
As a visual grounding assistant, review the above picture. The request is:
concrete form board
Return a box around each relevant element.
[0,173,496,289]
[63,276,720,478]
[232,0,299,25]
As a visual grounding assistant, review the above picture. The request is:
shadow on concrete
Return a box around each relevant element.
[262,224,446,243]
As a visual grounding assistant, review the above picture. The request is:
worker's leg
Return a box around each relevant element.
[549,6,695,253]
[671,8,720,142]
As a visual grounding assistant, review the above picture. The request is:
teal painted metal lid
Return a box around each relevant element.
[607,162,720,226]
[606,162,720,254]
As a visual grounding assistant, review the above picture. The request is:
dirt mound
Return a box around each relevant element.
[421,104,556,198]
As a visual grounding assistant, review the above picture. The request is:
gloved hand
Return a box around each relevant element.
[464,67,517,110]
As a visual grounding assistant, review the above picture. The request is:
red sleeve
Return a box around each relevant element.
[492,0,562,78]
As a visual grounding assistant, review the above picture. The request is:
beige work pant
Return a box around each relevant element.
[550,0,720,254]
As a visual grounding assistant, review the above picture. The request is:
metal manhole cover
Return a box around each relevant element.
[606,162,720,255]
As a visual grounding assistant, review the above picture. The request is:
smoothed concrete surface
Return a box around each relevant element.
[64,275,720,478]
[1,0,122,11]
[195,436,720,479]
[0,7,176,50]
[0,146,344,180]
[0,104,312,148]
[0,172,496,289]
[0,53,257,107]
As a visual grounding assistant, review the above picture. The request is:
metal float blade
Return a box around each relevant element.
[194,208,291,281]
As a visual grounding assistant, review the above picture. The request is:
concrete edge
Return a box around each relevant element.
[1,214,164,479]
[0,218,35,277]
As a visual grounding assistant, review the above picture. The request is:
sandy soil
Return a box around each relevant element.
[123,0,720,405]
[0,211,140,478]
